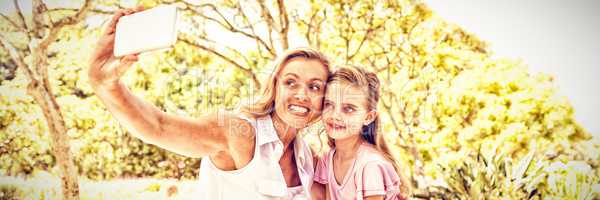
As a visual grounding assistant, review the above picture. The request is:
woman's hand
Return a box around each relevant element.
[88,6,144,88]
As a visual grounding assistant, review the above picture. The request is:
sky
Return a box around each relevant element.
[425,0,600,136]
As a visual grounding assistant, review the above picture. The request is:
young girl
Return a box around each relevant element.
[314,66,409,200]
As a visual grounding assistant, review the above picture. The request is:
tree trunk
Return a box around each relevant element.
[0,38,80,200]
[28,79,80,200]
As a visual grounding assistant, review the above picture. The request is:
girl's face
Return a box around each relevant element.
[322,81,376,140]
[273,58,328,129]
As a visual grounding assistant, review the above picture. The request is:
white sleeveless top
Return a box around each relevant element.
[197,115,314,199]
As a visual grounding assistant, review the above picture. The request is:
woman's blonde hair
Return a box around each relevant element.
[327,66,411,196]
[240,47,331,118]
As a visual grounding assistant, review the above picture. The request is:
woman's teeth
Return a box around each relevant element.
[289,105,309,114]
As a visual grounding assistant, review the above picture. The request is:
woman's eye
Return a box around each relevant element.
[309,83,321,91]
[285,79,296,87]
[323,102,332,108]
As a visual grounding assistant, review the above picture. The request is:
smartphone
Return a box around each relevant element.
[113,5,178,57]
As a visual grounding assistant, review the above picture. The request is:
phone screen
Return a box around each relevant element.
[114,5,178,57]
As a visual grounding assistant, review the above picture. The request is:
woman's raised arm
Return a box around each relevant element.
[88,8,253,158]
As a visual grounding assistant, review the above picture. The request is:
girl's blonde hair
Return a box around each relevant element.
[240,47,331,118]
[327,66,411,195]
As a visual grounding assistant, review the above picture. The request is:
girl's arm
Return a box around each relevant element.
[363,195,384,200]
[88,8,254,158]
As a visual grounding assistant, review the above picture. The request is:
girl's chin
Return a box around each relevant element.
[326,131,352,140]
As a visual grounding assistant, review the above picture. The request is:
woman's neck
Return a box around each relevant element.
[334,134,364,160]
[271,112,299,149]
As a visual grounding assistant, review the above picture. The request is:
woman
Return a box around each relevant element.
[88,7,331,199]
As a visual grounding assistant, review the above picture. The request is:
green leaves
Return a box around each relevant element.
[1,0,598,199]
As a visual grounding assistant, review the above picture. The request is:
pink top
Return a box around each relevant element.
[314,143,402,200]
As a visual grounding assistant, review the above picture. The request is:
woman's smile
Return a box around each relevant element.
[288,104,311,116]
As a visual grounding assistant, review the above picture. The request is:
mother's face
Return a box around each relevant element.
[273,58,328,129]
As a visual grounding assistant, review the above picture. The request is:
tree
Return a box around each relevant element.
[1,0,597,199]
[0,0,96,199]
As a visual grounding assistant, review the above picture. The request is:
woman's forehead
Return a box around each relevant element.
[280,58,328,80]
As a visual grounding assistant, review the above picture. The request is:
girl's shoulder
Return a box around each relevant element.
[354,143,399,178]
[353,144,401,197]
[355,143,388,164]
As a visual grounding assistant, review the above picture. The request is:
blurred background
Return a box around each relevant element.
[426,0,600,137]
[1,0,598,199]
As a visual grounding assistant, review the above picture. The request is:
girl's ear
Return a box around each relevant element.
[364,110,378,126]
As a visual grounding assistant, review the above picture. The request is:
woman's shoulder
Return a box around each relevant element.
[212,110,257,143]
[235,110,259,122]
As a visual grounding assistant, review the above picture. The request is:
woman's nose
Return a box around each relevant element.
[293,86,309,101]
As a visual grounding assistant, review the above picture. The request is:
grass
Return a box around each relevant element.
[0,172,198,200]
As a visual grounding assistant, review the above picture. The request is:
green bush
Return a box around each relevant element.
[0,185,21,200]
[0,0,598,199]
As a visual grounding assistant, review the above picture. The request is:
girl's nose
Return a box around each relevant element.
[327,107,342,120]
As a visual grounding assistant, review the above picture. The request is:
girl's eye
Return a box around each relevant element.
[343,106,355,113]
[323,101,332,108]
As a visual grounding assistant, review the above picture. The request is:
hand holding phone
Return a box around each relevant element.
[114,5,178,57]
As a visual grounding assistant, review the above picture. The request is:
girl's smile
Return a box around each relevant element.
[322,82,374,140]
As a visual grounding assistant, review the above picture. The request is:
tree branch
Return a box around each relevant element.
[32,0,49,38]
[0,13,23,31]
[300,10,318,47]
[339,2,354,63]
[13,0,31,40]
[211,5,275,56]
[181,2,276,57]
[0,35,37,86]
[40,0,93,49]
[347,13,385,61]
[276,0,289,50]
[257,0,276,53]
[47,7,114,15]
[13,0,28,29]
[315,10,326,49]
[196,34,253,70]
[381,95,405,141]
[235,1,269,60]
[179,36,261,88]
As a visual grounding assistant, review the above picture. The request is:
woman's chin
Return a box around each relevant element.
[281,114,311,129]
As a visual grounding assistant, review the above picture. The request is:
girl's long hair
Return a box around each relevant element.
[327,66,411,195]
[240,47,331,120]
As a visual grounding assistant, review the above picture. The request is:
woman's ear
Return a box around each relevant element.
[364,110,378,126]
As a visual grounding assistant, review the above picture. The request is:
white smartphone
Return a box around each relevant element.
[114,5,178,57]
